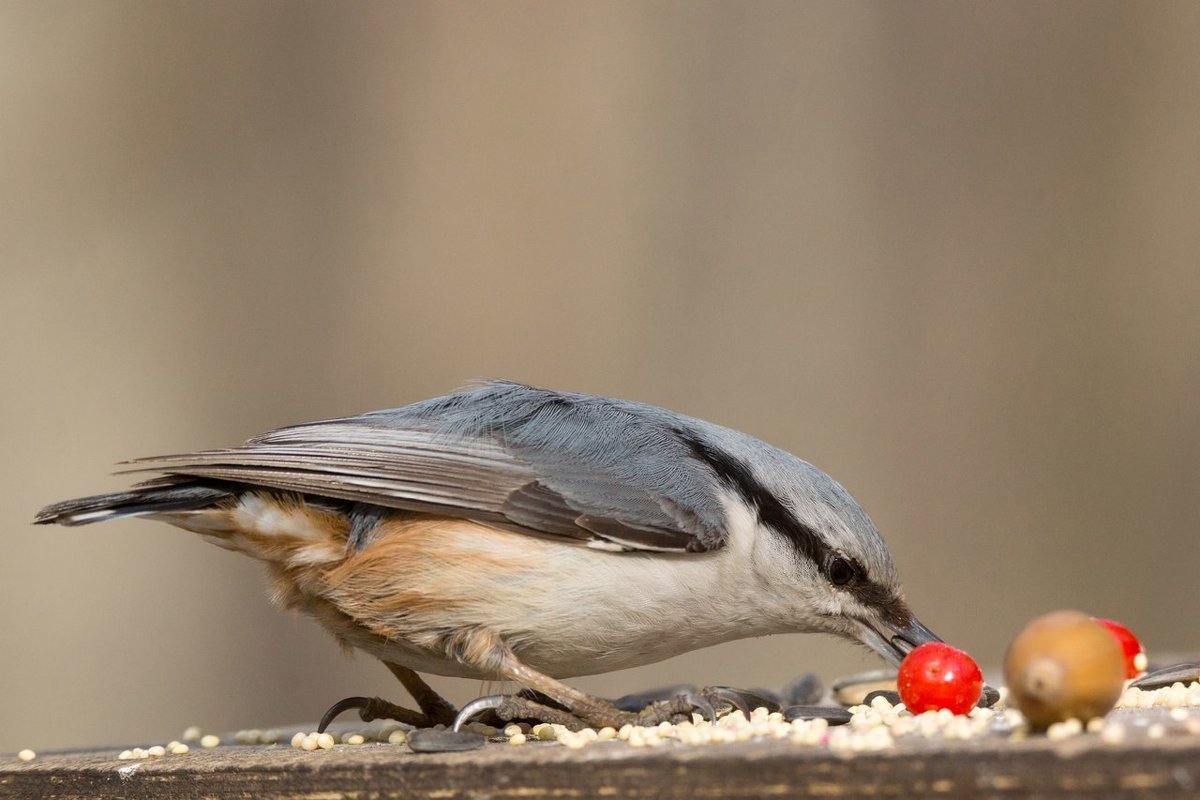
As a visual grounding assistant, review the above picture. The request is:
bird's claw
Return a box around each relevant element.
[317,696,374,733]
[452,696,507,732]
[317,694,434,732]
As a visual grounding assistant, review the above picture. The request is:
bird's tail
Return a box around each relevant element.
[33,483,233,526]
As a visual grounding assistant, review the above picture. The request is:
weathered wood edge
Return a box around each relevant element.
[4,734,1200,800]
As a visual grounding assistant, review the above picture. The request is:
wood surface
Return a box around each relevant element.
[5,720,1200,800]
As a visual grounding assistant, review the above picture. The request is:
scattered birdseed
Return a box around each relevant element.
[181,726,203,742]
[1046,719,1083,741]
[316,733,335,750]
[147,745,167,757]
[1118,681,1200,710]
[508,733,527,746]
[290,732,307,748]
[200,735,220,748]
[1101,722,1126,745]
[344,734,366,746]
[387,730,408,745]
[170,743,189,755]
[17,749,36,762]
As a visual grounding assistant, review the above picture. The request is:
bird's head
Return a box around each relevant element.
[691,431,942,665]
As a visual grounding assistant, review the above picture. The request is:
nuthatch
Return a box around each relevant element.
[36,381,940,730]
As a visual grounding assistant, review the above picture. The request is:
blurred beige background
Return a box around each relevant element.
[2,1,1198,753]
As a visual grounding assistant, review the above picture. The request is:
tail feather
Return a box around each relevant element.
[34,484,233,526]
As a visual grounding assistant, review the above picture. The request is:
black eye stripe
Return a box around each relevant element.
[679,430,906,618]
[679,431,826,566]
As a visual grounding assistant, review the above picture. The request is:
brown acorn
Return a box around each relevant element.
[1003,610,1126,730]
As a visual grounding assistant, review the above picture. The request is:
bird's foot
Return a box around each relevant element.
[451,685,763,732]
[317,695,440,733]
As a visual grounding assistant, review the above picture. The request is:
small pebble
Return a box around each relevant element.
[406,729,486,753]
[17,749,36,762]
[200,735,220,748]
[978,685,1002,708]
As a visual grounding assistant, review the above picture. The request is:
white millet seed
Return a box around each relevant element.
[597,726,617,740]
[290,732,307,748]
[387,730,408,745]
[1100,723,1126,745]
[200,735,220,748]
[1046,719,1083,741]
[118,750,135,760]
[508,733,527,746]
[17,749,36,762]
[345,734,366,746]
[1147,723,1166,740]
[181,726,203,742]
[301,735,319,752]
[503,724,522,737]
[170,743,189,755]
[316,733,336,750]
[147,745,167,758]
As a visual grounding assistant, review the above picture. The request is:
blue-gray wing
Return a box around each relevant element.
[123,382,732,552]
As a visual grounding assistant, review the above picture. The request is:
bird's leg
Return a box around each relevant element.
[317,662,458,732]
[384,662,458,726]
[448,629,718,731]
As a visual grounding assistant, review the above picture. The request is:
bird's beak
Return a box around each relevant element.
[854,613,943,667]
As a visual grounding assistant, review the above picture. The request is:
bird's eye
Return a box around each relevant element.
[827,556,857,586]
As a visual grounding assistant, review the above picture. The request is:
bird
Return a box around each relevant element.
[35,380,940,731]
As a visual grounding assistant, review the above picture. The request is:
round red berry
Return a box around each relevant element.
[897,642,983,715]
[1095,618,1146,679]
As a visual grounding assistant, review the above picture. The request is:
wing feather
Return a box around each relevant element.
[121,390,730,553]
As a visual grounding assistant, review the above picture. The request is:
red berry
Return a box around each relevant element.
[897,642,983,715]
[1095,618,1146,679]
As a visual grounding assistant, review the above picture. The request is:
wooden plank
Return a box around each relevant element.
[5,733,1200,800]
